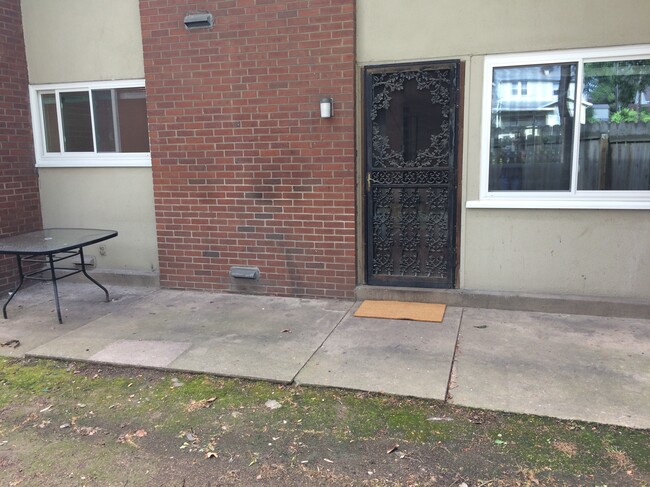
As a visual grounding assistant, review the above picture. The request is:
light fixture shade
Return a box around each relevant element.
[320,97,333,118]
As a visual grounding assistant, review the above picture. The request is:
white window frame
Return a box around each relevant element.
[469,44,650,210]
[30,79,151,168]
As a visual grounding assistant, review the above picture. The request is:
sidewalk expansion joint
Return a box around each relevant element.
[444,307,464,403]
[289,301,356,384]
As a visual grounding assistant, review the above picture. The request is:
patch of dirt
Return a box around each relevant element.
[553,441,578,457]
[1,361,648,487]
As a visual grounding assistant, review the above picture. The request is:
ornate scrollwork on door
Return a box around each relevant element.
[370,70,452,169]
[366,63,458,288]
[398,189,421,276]
[371,187,394,275]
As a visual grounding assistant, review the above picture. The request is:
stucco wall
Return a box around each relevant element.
[357,0,650,300]
[462,210,650,301]
[21,0,144,84]
[358,0,650,62]
[21,0,159,276]
[37,169,159,272]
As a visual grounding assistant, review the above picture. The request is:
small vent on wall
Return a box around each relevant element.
[230,266,260,280]
[184,12,213,30]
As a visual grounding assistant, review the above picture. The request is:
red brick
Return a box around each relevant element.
[0,0,42,292]
[141,0,356,299]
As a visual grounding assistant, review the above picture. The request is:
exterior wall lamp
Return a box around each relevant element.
[320,97,334,118]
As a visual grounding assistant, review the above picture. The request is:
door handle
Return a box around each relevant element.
[366,173,381,189]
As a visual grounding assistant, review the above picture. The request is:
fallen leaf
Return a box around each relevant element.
[117,429,147,447]
[205,452,218,459]
[39,405,53,413]
[75,426,101,436]
[323,458,334,463]
[186,397,217,412]
[386,444,399,454]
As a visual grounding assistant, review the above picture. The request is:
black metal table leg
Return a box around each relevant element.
[48,253,63,324]
[3,255,25,319]
[78,247,110,302]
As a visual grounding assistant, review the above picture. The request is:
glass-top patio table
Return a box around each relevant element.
[0,228,118,323]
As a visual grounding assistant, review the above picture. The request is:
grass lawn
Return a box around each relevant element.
[0,358,648,486]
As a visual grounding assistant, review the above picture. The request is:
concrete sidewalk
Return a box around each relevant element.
[1,282,648,429]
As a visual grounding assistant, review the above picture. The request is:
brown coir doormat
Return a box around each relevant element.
[354,300,446,323]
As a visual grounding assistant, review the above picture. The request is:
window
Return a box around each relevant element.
[30,80,150,167]
[473,45,650,209]
[510,81,528,97]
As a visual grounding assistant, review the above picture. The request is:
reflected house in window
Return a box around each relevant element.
[493,65,563,130]
[489,64,591,191]
[492,65,591,130]
[484,53,650,196]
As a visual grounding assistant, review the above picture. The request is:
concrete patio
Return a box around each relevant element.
[1,281,648,429]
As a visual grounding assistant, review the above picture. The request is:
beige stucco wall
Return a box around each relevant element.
[358,0,650,63]
[21,0,144,84]
[38,169,159,273]
[461,210,650,301]
[21,0,158,276]
[357,0,650,300]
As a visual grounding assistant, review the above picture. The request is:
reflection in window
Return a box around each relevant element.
[40,86,149,154]
[60,91,93,152]
[41,93,60,153]
[579,60,650,190]
[489,64,577,191]
[92,90,116,152]
[116,88,149,152]
[91,88,149,153]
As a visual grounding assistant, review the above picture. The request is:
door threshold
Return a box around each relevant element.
[355,285,650,319]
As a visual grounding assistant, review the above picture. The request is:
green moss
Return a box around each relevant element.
[0,358,72,403]
[1,358,648,485]
[483,416,650,477]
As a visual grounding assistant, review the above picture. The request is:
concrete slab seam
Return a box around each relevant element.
[290,301,356,384]
[444,307,464,403]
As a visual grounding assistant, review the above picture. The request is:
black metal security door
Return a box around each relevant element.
[365,62,460,288]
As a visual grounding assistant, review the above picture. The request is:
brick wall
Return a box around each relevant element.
[0,1,42,292]
[140,0,356,298]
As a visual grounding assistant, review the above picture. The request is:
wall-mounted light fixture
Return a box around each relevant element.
[320,97,333,118]
[184,11,214,30]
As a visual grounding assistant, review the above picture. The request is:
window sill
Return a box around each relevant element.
[466,198,650,210]
[35,153,152,168]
